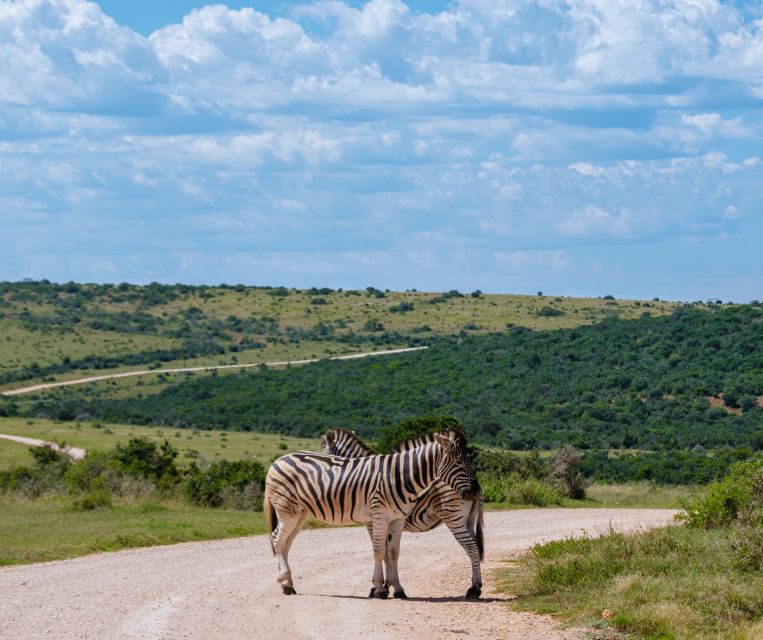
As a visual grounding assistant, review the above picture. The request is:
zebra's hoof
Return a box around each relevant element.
[368,588,376,598]
[393,589,408,600]
[465,586,481,599]
[373,589,389,599]
[281,585,297,595]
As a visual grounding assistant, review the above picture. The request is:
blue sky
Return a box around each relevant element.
[1,1,762,301]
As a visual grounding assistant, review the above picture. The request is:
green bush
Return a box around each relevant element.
[112,437,179,483]
[0,445,71,497]
[472,447,547,480]
[729,524,763,572]
[185,459,267,509]
[65,451,113,494]
[481,474,562,506]
[71,486,113,511]
[374,415,463,454]
[678,458,763,529]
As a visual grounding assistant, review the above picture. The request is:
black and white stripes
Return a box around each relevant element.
[322,428,485,598]
[264,429,477,598]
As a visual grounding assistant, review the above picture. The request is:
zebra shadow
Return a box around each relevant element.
[313,594,509,604]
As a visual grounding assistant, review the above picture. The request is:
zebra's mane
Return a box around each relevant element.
[392,428,469,453]
[321,428,376,454]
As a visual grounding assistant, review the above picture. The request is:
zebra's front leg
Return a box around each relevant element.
[370,513,390,599]
[364,523,386,598]
[384,519,408,599]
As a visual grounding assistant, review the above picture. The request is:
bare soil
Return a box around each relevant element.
[0,508,675,639]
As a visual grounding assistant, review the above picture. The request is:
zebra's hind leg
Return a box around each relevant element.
[384,519,408,599]
[443,500,483,599]
[272,509,307,595]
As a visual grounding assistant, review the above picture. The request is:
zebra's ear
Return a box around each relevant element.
[434,432,453,450]
[321,430,335,452]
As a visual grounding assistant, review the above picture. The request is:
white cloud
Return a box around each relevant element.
[2,0,763,299]
[493,250,572,270]
[556,205,636,238]
[568,162,608,177]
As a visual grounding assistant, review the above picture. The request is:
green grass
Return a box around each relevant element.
[0,494,269,566]
[495,525,763,640]
[481,482,697,511]
[0,438,36,469]
[572,483,699,509]
[0,417,321,470]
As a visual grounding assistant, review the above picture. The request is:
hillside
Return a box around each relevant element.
[0,280,677,392]
[11,304,762,452]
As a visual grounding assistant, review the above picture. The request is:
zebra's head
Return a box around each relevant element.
[321,428,374,458]
[433,430,480,500]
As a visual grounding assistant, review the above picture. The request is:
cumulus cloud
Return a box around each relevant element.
[2,0,762,298]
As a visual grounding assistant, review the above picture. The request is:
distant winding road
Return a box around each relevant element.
[0,346,428,397]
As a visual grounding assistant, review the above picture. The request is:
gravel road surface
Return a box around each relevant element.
[0,508,676,640]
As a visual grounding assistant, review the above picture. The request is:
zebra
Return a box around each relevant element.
[264,429,479,599]
[322,428,485,598]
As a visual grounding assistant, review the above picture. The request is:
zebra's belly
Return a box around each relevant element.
[299,499,372,526]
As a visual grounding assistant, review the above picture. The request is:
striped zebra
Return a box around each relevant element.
[264,429,479,599]
[322,428,485,598]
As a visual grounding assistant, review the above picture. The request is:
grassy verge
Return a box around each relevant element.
[482,482,698,512]
[496,460,763,640]
[495,525,763,640]
[572,482,699,509]
[0,495,272,566]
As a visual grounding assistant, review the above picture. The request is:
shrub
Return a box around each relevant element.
[112,437,179,484]
[472,447,547,480]
[551,445,587,499]
[71,486,113,511]
[185,459,267,509]
[375,416,463,454]
[482,474,562,506]
[678,458,763,529]
[0,445,71,497]
[729,524,763,572]
[536,306,564,317]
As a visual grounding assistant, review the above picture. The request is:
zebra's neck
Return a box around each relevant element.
[386,443,443,501]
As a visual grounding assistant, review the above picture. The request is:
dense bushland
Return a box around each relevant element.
[20,305,762,455]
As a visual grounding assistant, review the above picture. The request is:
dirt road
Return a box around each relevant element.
[0,433,86,459]
[0,508,675,640]
[0,347,428,397]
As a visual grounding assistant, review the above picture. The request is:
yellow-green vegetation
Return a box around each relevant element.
[0,323,177,372]
[579,482,699,509]
[0,417,321,470]
[482,484,695,512]
[0,281,680,393]
[0,495,269,566]
[496,459,763,640]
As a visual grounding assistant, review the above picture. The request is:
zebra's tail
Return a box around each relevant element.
[264,491,278,556]
[474,497,485,561]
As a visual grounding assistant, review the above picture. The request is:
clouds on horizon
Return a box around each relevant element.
[1,0,762,300]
